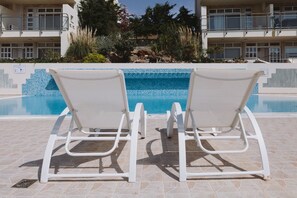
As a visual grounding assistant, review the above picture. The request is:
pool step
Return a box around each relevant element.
[124,69,191,79]
[127,89,188,97]
[0,69,17,89]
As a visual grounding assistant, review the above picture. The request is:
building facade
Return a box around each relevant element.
[197,0,297,63]
[0,0,79,60]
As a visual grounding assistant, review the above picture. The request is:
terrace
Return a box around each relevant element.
[0,14,69,33]
[0,115,297,196]
[202,12,297,32]
[0,63,297,196]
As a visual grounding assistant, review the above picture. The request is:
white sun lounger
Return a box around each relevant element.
[167,69,270,181]
[41,69,146,183]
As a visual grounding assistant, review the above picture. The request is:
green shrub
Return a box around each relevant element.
[65,28,97,60]
[97,36,115,56]
[97,31,136,63]
[178,26,201,62]
[113,31,135,63]
[83,53,106,63]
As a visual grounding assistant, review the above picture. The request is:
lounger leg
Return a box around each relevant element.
[167,103,187,181]
[178,131,187,181]
[140,111,147,139]
[128,126,138,182]
[252,120,270,179]
[40,134,57,183]
[40,107,69,183]
[244,107,270,179]
[167,111,174,138]
[256,130,270,179]
[128,105,143,182]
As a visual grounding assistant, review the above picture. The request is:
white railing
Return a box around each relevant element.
[0,13,69,32]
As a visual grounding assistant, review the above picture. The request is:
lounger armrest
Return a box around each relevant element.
[167,102,185,137]
[51,107,69,135]
[133,103,146,138]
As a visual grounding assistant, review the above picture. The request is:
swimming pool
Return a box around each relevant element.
[1,69,297,115]
[1,94,297,115]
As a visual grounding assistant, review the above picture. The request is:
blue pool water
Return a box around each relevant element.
[1,94,297,115]
[1,69,297,115]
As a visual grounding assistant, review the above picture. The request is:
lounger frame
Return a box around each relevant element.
[167,69,270,181]
[167,104,270,181]
[40,69,146,183]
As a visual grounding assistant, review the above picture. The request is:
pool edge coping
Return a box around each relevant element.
[1,113,297,120]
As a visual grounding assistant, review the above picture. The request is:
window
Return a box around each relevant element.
[27,7,62,30]
[283,6,297,12]
[209,15,225,30]
[27,8,34,30]
[208,8,241,30]
[270,47,280,63]
[246,47,257,58]
[37,42,60,58]
[39,13,62,30]
[209,43,241,59]
[1,45,11,59]
[245,43,280,61]
[225,14,240,29]
[225,48,241,59]
[24,45,34,58]
[258,43,269,47]
[0,43,34,59]
[274,7,280,12]
[285,47,297,58]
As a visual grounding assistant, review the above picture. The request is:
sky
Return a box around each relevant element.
[118,0,194,16]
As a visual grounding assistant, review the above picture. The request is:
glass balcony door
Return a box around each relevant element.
[269,47,280,63]
[208,8,241,31]
[209,15,225,30]
[39,13,61,30]
[209,14,241,30]
[225,15,240,30]
[26,8,62,31]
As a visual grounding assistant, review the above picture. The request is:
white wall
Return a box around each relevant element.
[0,5,21,30]
[1,63,297,95]
[61,2,79,56]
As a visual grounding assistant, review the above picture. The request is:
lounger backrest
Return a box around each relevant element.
[185,69,263,129]
[49,69,130,130]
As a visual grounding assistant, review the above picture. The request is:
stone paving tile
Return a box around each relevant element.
[0,117,296,197]
[164,194,191,198]
[140,181,164,193]
[163,181,190,194]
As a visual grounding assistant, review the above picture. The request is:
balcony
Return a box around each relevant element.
[0,13,69,33]
[0,0,76,5]
[274,13,297,29]
[203,12,297,31]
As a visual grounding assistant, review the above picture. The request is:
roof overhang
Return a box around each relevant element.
[0,0,76,6]
[200,0,295,6]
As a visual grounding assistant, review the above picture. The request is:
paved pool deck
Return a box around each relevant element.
[0,115,297,197]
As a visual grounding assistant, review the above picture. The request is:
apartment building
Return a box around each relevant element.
[197,0,297,62]
[0,0,79,59]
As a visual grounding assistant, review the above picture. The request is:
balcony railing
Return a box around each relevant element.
[203,12,297,31]
[0,13,69,32]
[274,12,297,29]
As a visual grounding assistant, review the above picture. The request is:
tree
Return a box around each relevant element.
[129,16,145,37]
[118,6,131,32]
[156,23,181,61]
[135,2,176,36]
[78,0,119,36]
[176,6,199,32]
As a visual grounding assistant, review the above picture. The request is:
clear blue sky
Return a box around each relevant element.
[118,0,194,16]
